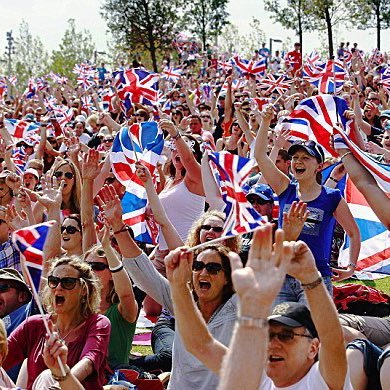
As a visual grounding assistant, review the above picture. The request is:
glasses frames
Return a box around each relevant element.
[48,276,81,290]
[54,171,74,180]
[192,260,224,275]
[200,224,223,233]
[61,225,80,235]
[87,262,110,272]
[269,330,314,343]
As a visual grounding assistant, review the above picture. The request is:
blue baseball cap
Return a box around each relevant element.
[246,183,274,203]
[288,140,325,163]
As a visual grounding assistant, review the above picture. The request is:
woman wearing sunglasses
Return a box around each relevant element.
[3,257,110,389]
[254,105,360,304]
[98,186,236,389]
[61,215,83,256]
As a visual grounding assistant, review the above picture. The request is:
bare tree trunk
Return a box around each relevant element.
[376,4,381,50]
[325,7,333,58]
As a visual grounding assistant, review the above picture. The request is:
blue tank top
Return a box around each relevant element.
[278,183,342,276]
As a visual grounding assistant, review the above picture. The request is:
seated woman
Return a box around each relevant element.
[3,256,111,390]
[97,185,237,389]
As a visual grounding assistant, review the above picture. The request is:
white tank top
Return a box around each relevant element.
[159,180,205,250]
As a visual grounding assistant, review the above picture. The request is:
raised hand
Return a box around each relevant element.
[64,134,81,161]
[229,224,294,317]
[5,172,22,191]
[283,201,309,241]
[159,119,177,137]
[25,173,64,211]
[135,161,153,185]
[5,204,29,231]
[96,184,123,231]
[81,149,103,180]
[164,247,192,288]
[274,127,291,149]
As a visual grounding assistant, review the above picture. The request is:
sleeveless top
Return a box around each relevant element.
[159,180,205,250]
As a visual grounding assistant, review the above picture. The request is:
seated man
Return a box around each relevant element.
[165,225,353,389]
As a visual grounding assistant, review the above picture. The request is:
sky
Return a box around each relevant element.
[0,0,388,59]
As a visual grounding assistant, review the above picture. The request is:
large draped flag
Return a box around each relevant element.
[110,122,164,243]
[339,179,390,278]
[113,68,159,112]
[208,152,267,236]
[232,56,266,76]
[281,95,353,156]
[303,60,346,93]
[12,221,55,292]
[5,119,40,140]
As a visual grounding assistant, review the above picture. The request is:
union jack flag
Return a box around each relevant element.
[281,95,354,156]
[218,78,246,97]
[5,119,40,140]
[162,67,182,82]
[24,78,37,99]
[333,129,390,192]
[338,178,389,277]
[101,87,116,112]
[113,68,159,112]
[48,72,68,85]
[232,56,266,75]
[12,147,27,175]
[12,221,55,291]
[342,50,353,67]
[305,51,323,70]
[110,122,164,244]
[81,96,95,110]
[208,152,267,236]
[218,60,233,73]
[381,67,390,94]
[259,74,293,95]
[55,108,74,131]
[8,76,17,86]
[303,60,346,93]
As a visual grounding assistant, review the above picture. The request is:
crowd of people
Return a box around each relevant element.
[0,39,388,390]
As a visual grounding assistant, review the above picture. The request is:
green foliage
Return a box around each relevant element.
[50,19,95,80]
[264,0,316,48]
[184,0,230,50]
[101,0,181,71]
[13,21,49,87]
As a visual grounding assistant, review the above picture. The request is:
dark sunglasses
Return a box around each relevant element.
[200,224,223,233]
[48,139,58,145]
[87,262,109,271]
[0,219,7,225]
[48,276,81,290]
[248,197,270,206]
[269,330,313,343]
[201,116,211,120]
[54,171,74,180]
[104,138,114,143]
[0,283,16,293]
[105,176,116,184]
[192,260,224,275]
[61,225,80,234]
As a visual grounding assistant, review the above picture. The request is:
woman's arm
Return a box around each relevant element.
[235,104,254,146]
[201,153,225,211]
[254,106,290,194]
[135,162,183,250]
[100,226,138,323]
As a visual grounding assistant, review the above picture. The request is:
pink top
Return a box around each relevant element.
[4,313,111,390]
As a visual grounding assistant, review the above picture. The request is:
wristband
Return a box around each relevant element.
[301,276,323,290]
[113,224,129,235]
[237,316,268,328]
[329,177,338,183]
[51,365,70,382]
[340,151,352,161]
[172,131,181,140]
[109,263,124,273]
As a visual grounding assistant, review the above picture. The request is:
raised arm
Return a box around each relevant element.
[201,153,225,211]
[254,106,290,194]
[287,241,349,389]
[135,162,183,250]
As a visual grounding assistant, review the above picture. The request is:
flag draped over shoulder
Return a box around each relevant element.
[110,122,164,244]
[12,221,55,291]
[281,95,353,156]
[208,151,267,236]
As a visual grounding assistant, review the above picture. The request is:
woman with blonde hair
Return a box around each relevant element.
[4,256,111,389]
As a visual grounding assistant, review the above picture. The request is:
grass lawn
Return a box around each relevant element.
[131,277,390,357]
[334,276,390,294]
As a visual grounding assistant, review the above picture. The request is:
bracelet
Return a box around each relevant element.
[113,224,128,235]
[172,131,181,140]
[237,316,268,328]
[347,263,357,269]
[51,365,70,382]
[340,151,352,161]
[329,177,338,183]
[109,263,124,273]
[301,276,323,290]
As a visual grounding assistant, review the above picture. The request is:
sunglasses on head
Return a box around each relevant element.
[0,283,16,293]
[105,176,116,184]
[54,171,74,180]
[200,224,223,233]
[269,330,313,343]
[48,275,81,290]
[61,225,80,234]
[192,260,224,275]
[87,262,109,271]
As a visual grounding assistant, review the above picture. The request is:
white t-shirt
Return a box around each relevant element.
[260,362,353,389]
